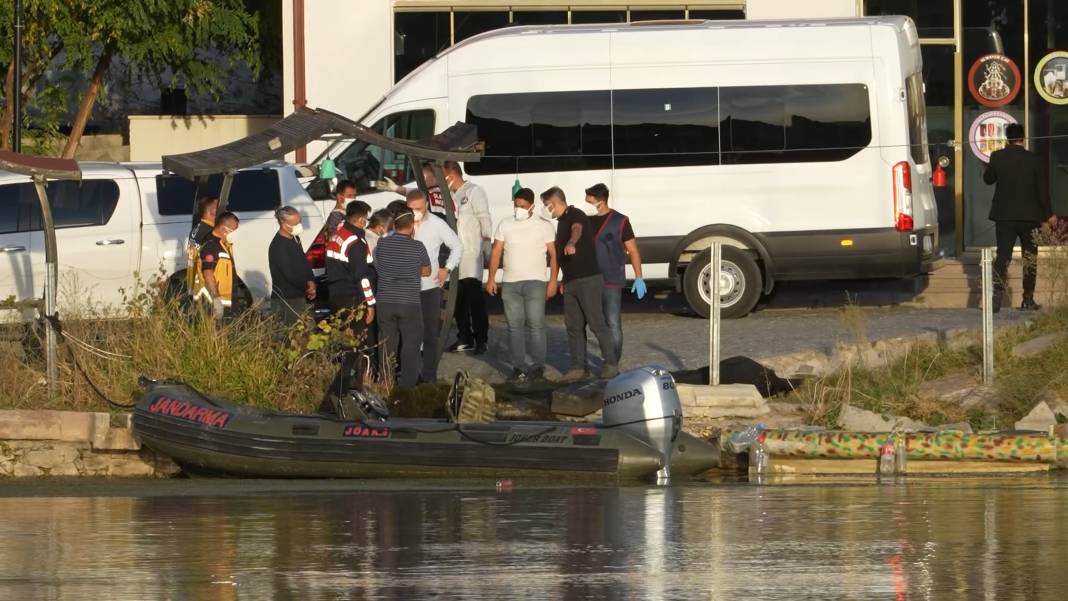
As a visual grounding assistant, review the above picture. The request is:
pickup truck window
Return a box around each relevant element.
[156,170,282,216]
[0,180,120,231]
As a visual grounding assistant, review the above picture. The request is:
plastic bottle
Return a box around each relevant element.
[728,422,767,453]
[878,441,896,478]
[748,431,769,477]
[893,435,908,475]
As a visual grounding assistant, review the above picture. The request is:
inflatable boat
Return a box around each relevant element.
[132,366,719,482]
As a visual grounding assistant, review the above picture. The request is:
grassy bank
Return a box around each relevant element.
[792,303,1068,431]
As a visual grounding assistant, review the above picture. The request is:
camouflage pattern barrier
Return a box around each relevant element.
[719,429,1067,465]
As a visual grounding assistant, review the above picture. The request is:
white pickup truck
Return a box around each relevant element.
[0,161,326,318]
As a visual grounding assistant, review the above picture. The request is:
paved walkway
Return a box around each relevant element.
[438,286,1030,383]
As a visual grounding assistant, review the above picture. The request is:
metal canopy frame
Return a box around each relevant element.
[161,107,484,369]
[0,150,82,397]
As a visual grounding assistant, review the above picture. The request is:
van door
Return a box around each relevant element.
[0,182,34,314]
[27,177,138,309]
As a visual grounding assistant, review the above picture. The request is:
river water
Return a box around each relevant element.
[1,476,1066,600]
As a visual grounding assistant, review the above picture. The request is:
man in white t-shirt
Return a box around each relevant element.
[486,188,559,384]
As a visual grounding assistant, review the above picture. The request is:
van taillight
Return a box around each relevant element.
[306,230,327,269]
[892,161,914,232]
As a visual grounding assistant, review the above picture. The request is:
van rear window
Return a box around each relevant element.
[156,170,281,216]
[905,73,930,165]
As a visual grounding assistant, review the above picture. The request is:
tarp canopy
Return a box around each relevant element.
[161,107,482,179]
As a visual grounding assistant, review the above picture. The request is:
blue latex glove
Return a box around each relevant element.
[631,278,647,300]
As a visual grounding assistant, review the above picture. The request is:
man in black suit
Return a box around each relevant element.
[984,123,1056,312]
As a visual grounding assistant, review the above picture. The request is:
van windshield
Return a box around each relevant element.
[905,72,929,165]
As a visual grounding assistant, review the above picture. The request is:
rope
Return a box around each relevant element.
[44,314,137,410]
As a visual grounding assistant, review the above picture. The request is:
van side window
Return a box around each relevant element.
[613,87,720,169]
[330,109,435,194]
[156,170,281,215]
[7,180,121,231]
[466,91,611,175]
[721,84,871,164]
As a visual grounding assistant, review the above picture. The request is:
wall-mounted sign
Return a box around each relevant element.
[969,111,1018,163]
[968,54,1021,108]
[1035,51,1068,105]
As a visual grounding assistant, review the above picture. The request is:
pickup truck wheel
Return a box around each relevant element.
[682,245,761,319]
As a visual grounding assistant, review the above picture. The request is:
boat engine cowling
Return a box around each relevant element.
[602,366,682,484]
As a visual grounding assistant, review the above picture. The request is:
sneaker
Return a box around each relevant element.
[559,369,588,383]
[474,342,488,355]
[1021,298,1042,311]
[447,341,475,353]
[600,364,620,379]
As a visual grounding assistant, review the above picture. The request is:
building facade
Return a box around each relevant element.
[283,0,1068,256]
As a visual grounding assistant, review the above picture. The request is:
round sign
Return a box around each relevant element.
[969,111,1018,163]
[968,54,1021,108]
[1035,50,1068,105]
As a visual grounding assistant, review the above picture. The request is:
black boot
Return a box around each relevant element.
[992,294,1002,314]
[1021,297,1042,311]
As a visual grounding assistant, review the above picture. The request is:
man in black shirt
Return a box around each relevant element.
[268,206,315,325]
[541,186,619,382]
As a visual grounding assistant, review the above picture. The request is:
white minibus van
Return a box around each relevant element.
[312,16,937,318]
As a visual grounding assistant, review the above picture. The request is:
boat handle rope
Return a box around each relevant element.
[45,313,137,410]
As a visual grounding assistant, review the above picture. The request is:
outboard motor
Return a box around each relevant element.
[602,366,683,484]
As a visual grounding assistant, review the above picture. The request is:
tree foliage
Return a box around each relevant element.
[0,0,267,156]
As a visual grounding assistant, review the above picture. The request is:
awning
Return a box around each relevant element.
[0,150,80,180]
[161,107,482,180]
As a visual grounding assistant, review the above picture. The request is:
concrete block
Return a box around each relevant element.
[837,404,930,432]
[686,404,771,419]
[1015,401,1057,433]
[0,410,95,443]
[1011,333,1067,359]
[680,384,765,409]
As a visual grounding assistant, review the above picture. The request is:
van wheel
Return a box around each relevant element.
[683,246,761,319]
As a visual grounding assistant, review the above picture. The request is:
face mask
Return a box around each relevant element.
[341,196,356,207]
[413,209,425,222]
[514,207,532,221]
[582,202,600,217]
[289,223,304,237]
[223,228,237,244]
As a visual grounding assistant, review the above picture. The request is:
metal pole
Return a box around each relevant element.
[13,0,22,152]
[217,169,236,213]
[709,241,721,386]
[33,176,57,396]
[981,247,995,385]
[430,162,459,359]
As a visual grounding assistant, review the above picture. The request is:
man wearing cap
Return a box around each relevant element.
[582,183,646,361]
[486,187,559,385]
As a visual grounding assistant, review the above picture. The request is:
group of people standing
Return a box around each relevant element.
[187,161,647,393]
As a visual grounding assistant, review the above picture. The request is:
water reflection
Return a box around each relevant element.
[1,477,1068,600]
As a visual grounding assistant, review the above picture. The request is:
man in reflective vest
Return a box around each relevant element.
[324,200,377,398]
[185,195,218,296]
[583,183,646,362]
[195,212,240,318]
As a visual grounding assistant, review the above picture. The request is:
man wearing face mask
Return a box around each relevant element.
[486,188,558,384]
[583,183,645,361]
[540,187,619,381]
[268,206,316,326]
[442,160,492,355]
[325,180,358,237]
[408,189,463,383]
[196,212,240,319]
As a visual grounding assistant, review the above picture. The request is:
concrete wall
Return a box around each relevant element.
[128,115,280,162]
[283,0,393,160]
[746,0,858,19]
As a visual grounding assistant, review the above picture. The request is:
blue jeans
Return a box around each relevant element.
[601,286,623,361]
[501,280,547,373]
